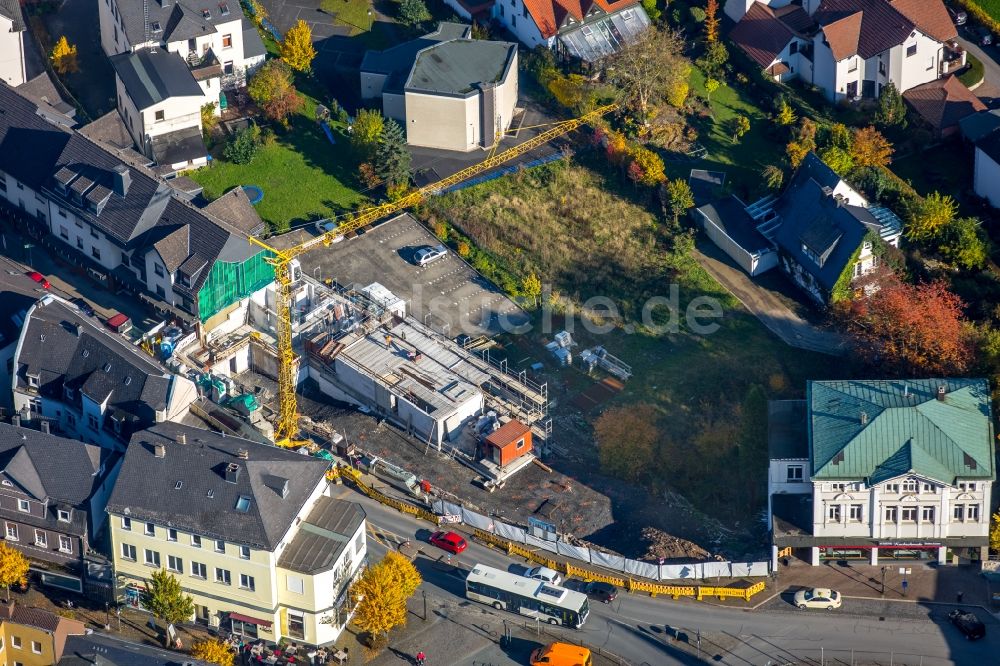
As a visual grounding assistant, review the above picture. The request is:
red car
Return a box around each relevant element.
[26,271,50,289]
[429,531,467,554]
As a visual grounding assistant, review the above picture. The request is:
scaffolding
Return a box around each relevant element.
[197,250,275,322]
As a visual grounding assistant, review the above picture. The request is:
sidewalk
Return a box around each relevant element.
[774,558,994,608]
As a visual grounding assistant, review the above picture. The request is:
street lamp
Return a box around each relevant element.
[367,9,373,31]
[880,566,887,595]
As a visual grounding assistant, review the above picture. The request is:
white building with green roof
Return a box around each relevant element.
[768,378,994,567]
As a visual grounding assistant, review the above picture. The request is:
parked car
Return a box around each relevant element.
[530,642,592,666]
[949,609,986,640]
[428,531,467,554]
[26,271,50,289]
[414,244,447,266]
[793,587,842,610]
[525,566,562,585]
[584,581,617,603]
[972,25,993,46]
[72,298,95,317]
[948,6,968,25]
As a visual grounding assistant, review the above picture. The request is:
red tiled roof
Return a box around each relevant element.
[773,4,817,34]
[485,420,531,448]
[815,0,914,59]
[523,0,640,39]
[903,75,986,131]
[730,2,795,68]
[821,10,863,60]
[889,0,957,43]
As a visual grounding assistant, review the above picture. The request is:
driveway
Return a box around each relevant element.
[693,239,847,356]
[957,33,1000,105]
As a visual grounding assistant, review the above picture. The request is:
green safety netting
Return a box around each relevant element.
[197,251,274,322]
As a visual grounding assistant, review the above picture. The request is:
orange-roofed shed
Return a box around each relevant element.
[484,420,532,467]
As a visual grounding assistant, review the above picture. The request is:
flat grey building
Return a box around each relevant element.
[361,24,519,152]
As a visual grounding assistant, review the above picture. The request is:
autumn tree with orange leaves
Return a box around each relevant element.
[835,277,974,376]
[704,0,720,43]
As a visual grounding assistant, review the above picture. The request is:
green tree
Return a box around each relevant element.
[730,115,750,142]
[0,544,28,600]
[906,191,957,241]
[201,102,218,139]
[874,81,907,129]
[697,41,728,78]
[665,178,695,223]
[776,98,796,126]
[144,569,194,628]
[826,122,853,150]
[818,145,854,176]
[763,164,784,190]
[374,119,411,188]
[351,108,384,158]
[521,271,542,306]
[937,216,988,269]
[992,511,1000,552]
[641,0,661,22]
[398,0,431,25]
[247,59,302,126]
[51,36,79,75]
[704,77,720,105]
[224,125,262,164]
[280,19,317,72]
[608,27,689,117]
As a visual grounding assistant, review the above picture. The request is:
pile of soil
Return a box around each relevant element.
[640,527,718,561]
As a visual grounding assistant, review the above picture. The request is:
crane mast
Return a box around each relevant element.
[249,103,618,447]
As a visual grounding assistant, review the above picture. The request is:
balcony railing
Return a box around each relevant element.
[941,42,967,76]
[188,50,223,81]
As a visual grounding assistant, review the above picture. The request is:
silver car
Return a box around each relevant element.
[414,244,447,266]
[524,566,562,585]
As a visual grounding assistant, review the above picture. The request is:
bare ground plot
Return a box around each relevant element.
[270,213,529,337]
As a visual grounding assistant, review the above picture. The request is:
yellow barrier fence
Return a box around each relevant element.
[474,530,768,602]
[338,466,440,525]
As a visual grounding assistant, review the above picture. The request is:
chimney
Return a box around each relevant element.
[860,411,868,425]
[176,433,187,445]
[834,193,844,208]
[903,383,909,398]
[236,448,249,460]
[40,421,50,435]
[937,384,947,401]
[225,462,241,484]
[153,442,166,458]
[112,164,131,197]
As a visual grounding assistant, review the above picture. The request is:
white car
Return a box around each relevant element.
[414,244,447,266]
[524,566,562,585]
[793,587,842,610]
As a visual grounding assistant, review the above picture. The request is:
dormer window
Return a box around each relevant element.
[27,374,39,388]
[57,509,71,522]
[17,500,29,513]
[219,2,229,15]
[64,386,75,400]
[202,8,211,18]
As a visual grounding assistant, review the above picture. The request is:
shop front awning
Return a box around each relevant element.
[229,613,272,627]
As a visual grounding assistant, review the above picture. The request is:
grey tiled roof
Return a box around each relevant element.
[0,423,117,535]
[108,423,330,550]
[16,73,75,118]
[242,19,266,59]
[15,296,174,428]
[109,49,204,110]
[60,633,211,666]
[116,0,241,48]
[151,225,190,272]
[277,496,365,574]
[0,0,24,31]
[78,111,135,151]
[203,186,266,237]
[150,125,207,165]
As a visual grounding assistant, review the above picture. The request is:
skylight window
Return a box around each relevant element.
[151,21,162,32]
[103,363,112,373]
[174,481,183,490]
[219,3,229,15]
[235,495,251,513]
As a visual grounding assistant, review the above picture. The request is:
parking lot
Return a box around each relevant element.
[272,213,529,337]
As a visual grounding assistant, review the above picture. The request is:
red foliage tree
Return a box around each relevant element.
[835,277,974,375]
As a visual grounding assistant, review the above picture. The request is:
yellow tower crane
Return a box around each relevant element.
[248,103,617,448]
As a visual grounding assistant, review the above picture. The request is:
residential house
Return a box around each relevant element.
[973,126,1000,209]
[0,600,86,665]
[0,423,122,592]
[729,0,965,102]
[693,152,902,304]
[98,0,266,169]
[492,0,650,62]
[902,75,985,138]
[0,0,26,87]
[110,48,210,171]
[107,423,368,645]
[361,24,519,152]
[768,379,994,567]
[0,82,274,327]
[0,271,54,415]
[11,295,198,450]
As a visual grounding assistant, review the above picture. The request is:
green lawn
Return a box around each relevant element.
[969,0,1000,21]
[684,68,787,199]
[319,0,396,46]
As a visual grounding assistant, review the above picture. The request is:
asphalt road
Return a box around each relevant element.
[334,485,1000,666]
